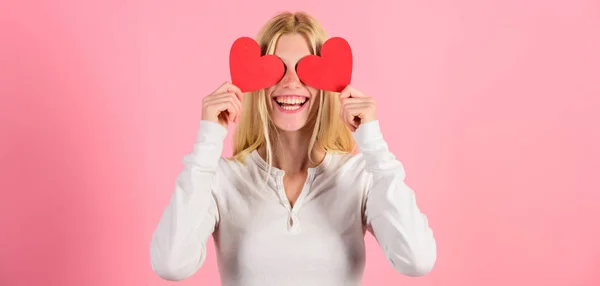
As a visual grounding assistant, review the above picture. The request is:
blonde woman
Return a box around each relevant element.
[150,11,437,286]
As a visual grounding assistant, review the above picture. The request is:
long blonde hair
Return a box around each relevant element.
[230,11,355,170]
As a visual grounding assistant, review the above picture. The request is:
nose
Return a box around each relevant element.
[281,66,302,89]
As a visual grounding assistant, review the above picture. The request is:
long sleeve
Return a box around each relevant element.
[353,120,437,277]
[150,120,228,281]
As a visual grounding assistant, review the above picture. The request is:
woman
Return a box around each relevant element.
[150,11,437,286]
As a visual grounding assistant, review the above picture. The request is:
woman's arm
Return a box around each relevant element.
[150,120,227,281]
[354,120,437,277]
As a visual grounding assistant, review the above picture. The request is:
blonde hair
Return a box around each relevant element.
[229,11,355,172]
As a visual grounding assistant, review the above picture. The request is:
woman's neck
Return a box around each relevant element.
[258,128,325,176]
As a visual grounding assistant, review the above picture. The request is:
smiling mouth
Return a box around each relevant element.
[273,96,309,111]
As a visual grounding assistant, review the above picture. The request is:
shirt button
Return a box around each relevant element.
[288,213,300,232]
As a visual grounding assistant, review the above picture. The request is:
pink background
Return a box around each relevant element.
[1,0,599,285]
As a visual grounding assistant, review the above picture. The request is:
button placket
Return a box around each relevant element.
[286,169,317,233]
[275,171,291,210]
[287,209,300,232]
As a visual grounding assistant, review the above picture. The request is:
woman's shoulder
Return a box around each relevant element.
[210,154,262,195]
[325,151,368,174]
[215,150,271,180]
[321,152,372,196]
[216,154,253,174]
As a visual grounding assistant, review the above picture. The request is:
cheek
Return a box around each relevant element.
[265,87,275,109]
[307,87,319,101]
[265,86,274,97]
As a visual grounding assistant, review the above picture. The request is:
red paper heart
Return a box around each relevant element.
[296,37,352,92]
[229,37,285,93]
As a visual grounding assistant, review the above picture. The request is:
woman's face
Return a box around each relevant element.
[265,33,319,132]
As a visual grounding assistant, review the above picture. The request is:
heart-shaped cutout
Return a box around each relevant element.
[229,37,285,93]
[296,37,352,92]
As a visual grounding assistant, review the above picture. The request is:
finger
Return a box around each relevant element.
[232,94,242,123]
[213,90,243,106]
[339,85,352,99]
[222,96,241,123]
[204,92,239,109]
[339,85,368,99]
[347,109,360,125]
[340,103,358,131]
[212,81,243,98]
[206,92,242,122]
[340,99,369,120]
[216,101,238,123]
[340,108,355,131]
[207,97,239,122]
[344,103,373,127]
[342,113,357,132]
[343,121,355,132]
[340,97,373,106]
[345,108,362,130]
[346,106,366,119]
[220,92,243,122]
[344,102,373,115]
[211,81,232,95]
[225,87,244,103]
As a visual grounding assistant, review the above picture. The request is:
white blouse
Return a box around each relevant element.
[150,119,437,286]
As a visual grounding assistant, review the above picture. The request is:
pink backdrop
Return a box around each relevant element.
[1,0,599,285]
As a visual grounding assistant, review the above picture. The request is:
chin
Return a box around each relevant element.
[271,110,313,131]
[273,120,309,132]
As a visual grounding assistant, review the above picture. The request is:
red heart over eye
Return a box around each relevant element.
[229,37,285,93]
[296,37,353,92]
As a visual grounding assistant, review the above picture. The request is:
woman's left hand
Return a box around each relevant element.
[339,85,377,132]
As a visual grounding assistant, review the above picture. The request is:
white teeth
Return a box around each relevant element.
[275,96,307,105]
[282,105,301,110]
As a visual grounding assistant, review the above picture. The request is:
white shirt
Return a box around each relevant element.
[150,119,437,286]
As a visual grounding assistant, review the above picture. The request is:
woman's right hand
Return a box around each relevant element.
[201,82,243,129]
